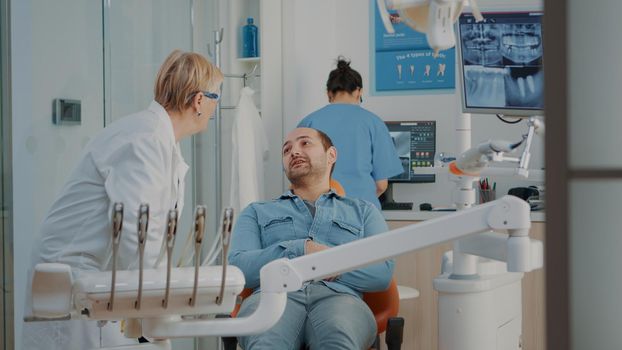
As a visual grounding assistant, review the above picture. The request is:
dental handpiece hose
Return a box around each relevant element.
[190,206,206,307]
[216,208,234,305]
[162,209,178,309]
[135,204,149,310]
[107,203,124,311]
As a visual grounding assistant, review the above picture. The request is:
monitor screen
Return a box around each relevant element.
[457,11,544,116]
[386,121,436,183]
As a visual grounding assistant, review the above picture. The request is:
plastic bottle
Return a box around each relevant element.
[242,17,258,58]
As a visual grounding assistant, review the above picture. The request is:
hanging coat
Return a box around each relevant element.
[229,87,269,215]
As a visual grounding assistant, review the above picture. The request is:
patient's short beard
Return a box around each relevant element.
[286,169,309,185]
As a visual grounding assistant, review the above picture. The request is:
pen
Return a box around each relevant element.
[493,182,496,191]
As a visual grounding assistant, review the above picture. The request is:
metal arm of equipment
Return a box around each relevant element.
[29,198,541,340]
[448,117,544,179]
[140,195,542,339]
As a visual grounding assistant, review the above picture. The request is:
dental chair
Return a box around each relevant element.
[221,179,405,350]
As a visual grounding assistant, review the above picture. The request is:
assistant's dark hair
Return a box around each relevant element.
[326,56,363,95]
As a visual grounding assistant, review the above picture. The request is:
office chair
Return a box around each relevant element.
[221,179,404,350]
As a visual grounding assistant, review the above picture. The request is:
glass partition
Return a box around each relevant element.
[6,1,218,348]
[103,0,197,254]
[103,1,218,348]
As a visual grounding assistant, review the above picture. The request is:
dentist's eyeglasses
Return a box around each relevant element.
[202,91,220,101]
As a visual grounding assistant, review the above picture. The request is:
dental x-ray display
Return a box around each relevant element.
[457,11,544,116]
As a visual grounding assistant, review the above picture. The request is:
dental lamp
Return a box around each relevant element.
[29,195,542,350]
[376,0,483,54]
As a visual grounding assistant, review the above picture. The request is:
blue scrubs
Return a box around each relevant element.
[298,104,403,208]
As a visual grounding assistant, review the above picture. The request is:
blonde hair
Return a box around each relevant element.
[154,50,223,112]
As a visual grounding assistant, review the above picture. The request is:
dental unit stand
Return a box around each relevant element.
[433,112,544,350]
[29,197,542,350]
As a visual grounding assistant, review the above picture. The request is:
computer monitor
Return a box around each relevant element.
[381,121,436,210]
[456,10,544,117]
[387,121,436,183]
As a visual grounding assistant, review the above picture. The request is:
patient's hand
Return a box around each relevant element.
[305,240,330,254]
[304,240,339,281]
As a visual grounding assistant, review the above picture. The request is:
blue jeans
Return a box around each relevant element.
[237,282,377,350]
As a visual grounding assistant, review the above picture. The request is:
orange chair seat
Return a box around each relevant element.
[363,278,400,334]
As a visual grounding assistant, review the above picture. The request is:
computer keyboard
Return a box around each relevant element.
[381,202,414,211]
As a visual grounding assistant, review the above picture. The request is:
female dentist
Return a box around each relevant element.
[23,50,223,349]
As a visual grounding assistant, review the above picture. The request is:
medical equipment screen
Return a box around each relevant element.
[386,121,436,183]
[457,11,544,116]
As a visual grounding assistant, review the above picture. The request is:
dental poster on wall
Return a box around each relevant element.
[372,2,455,93]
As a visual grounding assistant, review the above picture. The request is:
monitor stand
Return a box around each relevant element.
[380,183,413,210]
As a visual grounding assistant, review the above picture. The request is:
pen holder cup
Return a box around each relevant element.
[479,189,496,204]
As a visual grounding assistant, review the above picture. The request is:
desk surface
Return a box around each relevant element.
[382,209,545,222]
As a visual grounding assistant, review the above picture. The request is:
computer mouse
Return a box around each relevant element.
[419,203,432,211]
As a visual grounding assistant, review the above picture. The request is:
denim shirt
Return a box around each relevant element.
[228,190,395,298]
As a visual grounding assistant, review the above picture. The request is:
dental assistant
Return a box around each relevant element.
[23,50,223,350]
[298,57,402,209]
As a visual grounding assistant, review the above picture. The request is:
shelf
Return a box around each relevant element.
[237,57,261,63]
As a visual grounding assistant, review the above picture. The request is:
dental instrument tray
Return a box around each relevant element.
[70,265,245,320]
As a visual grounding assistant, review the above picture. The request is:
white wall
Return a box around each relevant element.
[259,0,285,200]
[280,0,544,207]
[11,0,104,347]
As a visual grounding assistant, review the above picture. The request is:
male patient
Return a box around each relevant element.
[229,127,395,350]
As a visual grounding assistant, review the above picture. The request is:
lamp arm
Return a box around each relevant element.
[263,195,534,294]
[142,291,287,338]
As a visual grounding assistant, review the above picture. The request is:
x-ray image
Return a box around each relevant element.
[504,67,543,108]
[464,65,544,109]
[500,23,543,65]
[459,12,544,110]
[390,131,411,180]
[460,23,543,66]
[464,66,507,108]
[460,23,503,65]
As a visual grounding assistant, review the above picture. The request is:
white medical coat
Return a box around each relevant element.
[229,87,269,214]
[23,101,189,349]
